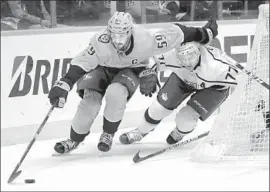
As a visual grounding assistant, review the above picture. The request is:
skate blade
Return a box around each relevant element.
[97,151,112,159]
[52,152,74,157]
[97,151,105,158]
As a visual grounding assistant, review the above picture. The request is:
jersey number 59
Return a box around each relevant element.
[155,35,168,49]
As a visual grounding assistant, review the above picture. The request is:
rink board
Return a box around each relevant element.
[1,20,257,146]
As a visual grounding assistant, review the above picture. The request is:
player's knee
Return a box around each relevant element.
[105,83,128,105]
[145,99,173,124]
[72,90,102,134]
[82,89,102,109]
[104,83,129,122]
[175,105,200,133]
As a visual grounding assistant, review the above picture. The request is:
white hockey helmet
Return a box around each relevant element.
[176,42,201,71]
[107,12,133,51]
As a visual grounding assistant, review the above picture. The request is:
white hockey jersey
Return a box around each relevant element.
[155,45,240,90]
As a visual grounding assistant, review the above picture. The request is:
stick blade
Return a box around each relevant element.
[7,170,22,184]
[133,150,144,163]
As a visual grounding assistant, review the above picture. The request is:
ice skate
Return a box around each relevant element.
[54,138,79,154]
[119,128,147,144]
[166,127,184,145]
[97,132,114,152]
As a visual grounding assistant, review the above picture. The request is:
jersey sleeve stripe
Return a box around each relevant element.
[205,47,234,66]
[196,74,237,85]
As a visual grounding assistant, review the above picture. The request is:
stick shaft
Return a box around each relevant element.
[134,131,209,163]
[7,105,55,183]
[234,63,269,90]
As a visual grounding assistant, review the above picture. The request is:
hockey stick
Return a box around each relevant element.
[133,131,210,163]
[233,63,269,90]
[7,104,56,184]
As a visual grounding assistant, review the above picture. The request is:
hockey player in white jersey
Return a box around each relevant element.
[48,12,218,153]
[119,41,240,145]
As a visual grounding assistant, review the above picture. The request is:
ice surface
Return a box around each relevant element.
[1,120,269,191]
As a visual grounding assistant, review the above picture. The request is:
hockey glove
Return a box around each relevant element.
[139,68,160,97]
[199,18,218,44]
[48,79,71,108]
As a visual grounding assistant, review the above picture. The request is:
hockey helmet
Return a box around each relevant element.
[176,42,201,71]
[107,12,133,51]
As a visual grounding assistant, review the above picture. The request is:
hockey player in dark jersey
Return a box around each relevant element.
[48,11,218,153]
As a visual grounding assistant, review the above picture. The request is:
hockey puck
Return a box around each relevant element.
[25,179,35,184]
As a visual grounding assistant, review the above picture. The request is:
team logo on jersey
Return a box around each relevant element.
[98,34,110,43]
[132,59,138,64]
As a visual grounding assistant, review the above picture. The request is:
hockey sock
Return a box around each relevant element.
[138,109,161,134]
[70,126,89,143]
[103,116,122,134]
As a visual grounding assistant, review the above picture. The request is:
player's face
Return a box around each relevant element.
[110,32,131,51]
